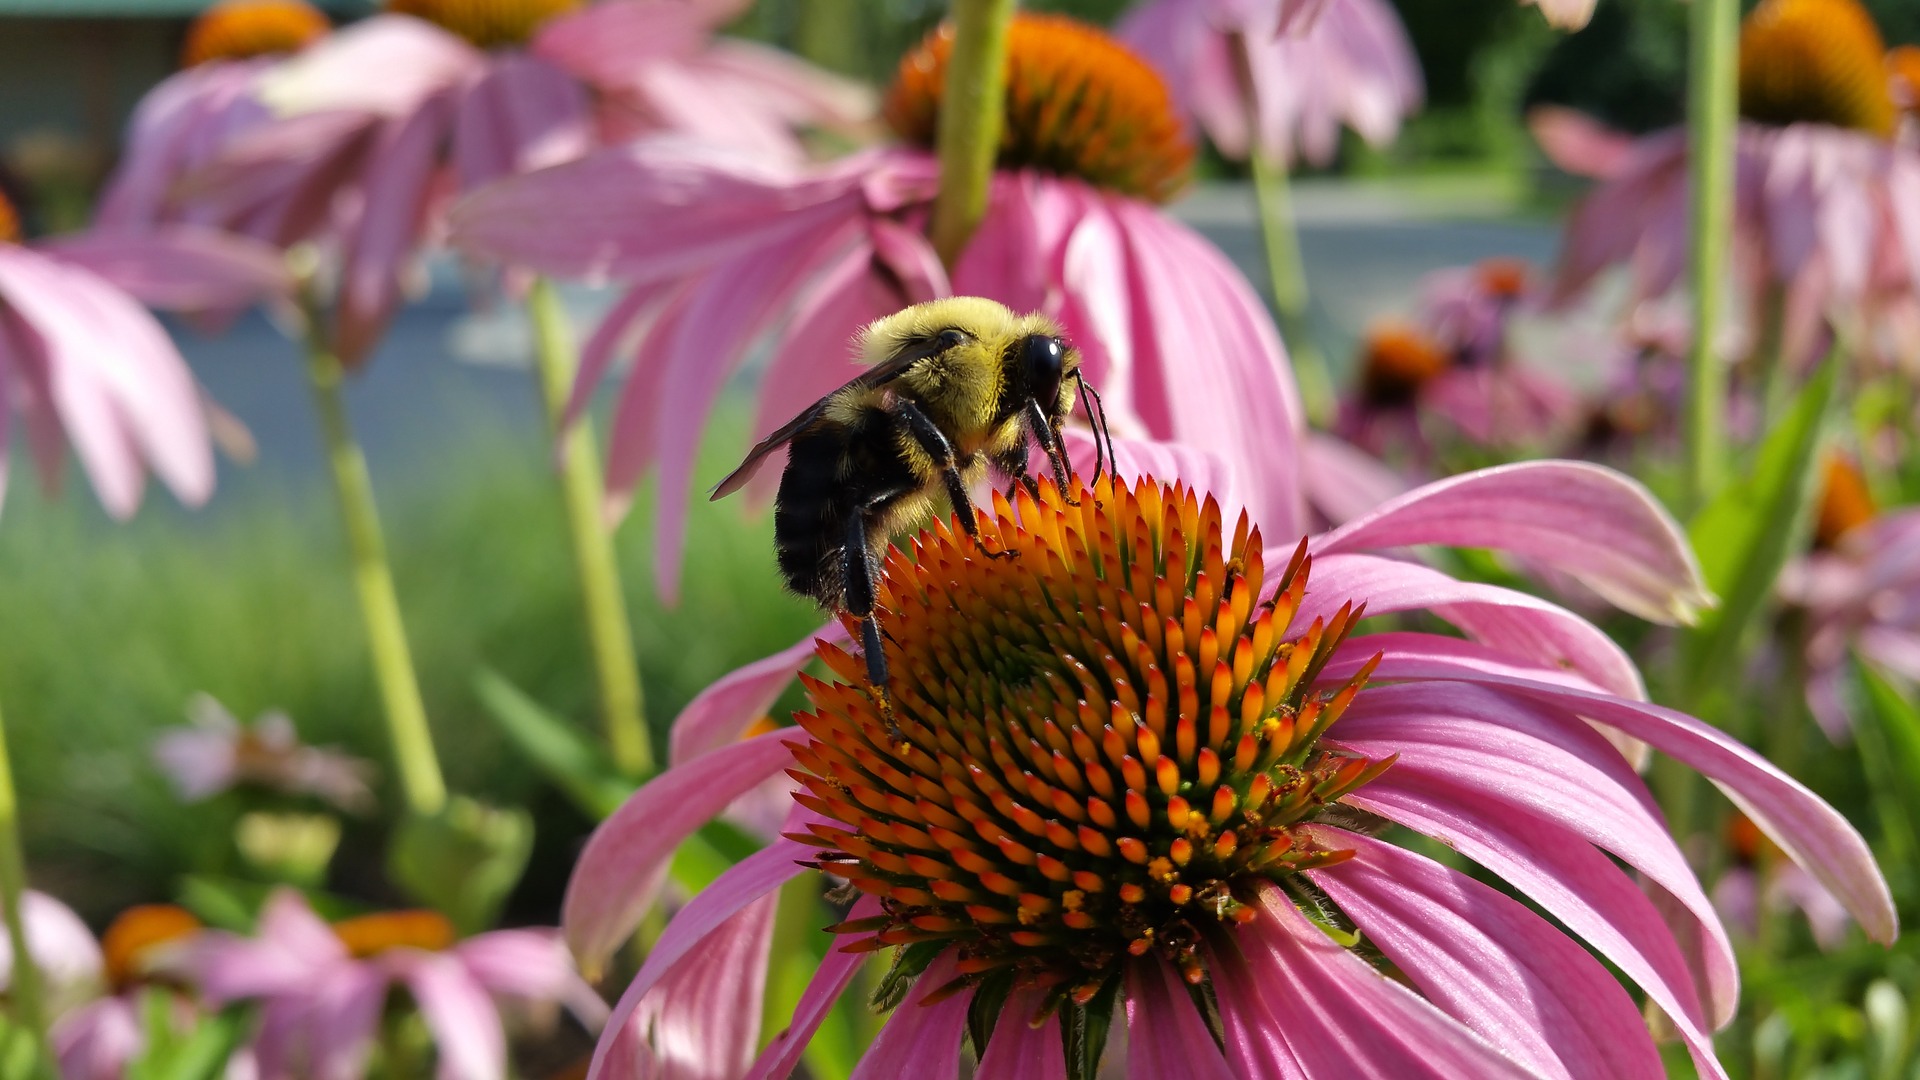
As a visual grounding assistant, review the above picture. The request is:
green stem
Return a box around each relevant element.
[526,279,652,778]
[302,311,446,816]
[1249,150,1337,426]
[928,0,1017,268]
[1683,0,1740,511]
[0,698,52,1078]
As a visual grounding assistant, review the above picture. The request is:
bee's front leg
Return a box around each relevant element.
[1024,400,1079,506]
[992,438,1044,504]
[893,399,1016,560]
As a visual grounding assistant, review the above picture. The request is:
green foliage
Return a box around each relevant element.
[472,668,634,821]
[385,796,533,935]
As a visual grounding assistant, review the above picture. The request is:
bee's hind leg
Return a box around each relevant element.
[841,507,902,746]
[893,398,1016,560]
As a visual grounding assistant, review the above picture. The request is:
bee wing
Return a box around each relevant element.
[707,342,939,501]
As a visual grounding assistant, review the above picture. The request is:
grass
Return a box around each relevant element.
[0,405,821,924]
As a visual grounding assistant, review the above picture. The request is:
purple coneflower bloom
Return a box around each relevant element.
[0,191,283,518]
[153,694,376,813]
[560,454,1890,1079]
[106,0,868,366]
[189,889,606,1080]
[452,14,1308,598]
[1119,0,1423,168]
[1779,455,1920,737]
[1545,0,1920,375]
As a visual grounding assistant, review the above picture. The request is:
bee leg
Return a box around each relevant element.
[1024,399,1078,506]
[991,440,1043,504]
[893,399,1016,560]
[841,507,902,744]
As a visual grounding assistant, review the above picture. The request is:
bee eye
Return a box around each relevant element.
[933,329,968,351]
[1020,335,1065,396]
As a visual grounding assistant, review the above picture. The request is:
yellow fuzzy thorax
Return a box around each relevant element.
[852,297,1068,446]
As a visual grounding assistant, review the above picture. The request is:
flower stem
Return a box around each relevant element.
[1683,0,1739,510]
[0,697,52,1078]
[928,0,1017,268]
[301,308,446,816]
[1249,150,1336,426]
[526,279,652,778]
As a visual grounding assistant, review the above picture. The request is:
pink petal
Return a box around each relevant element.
[563,730,803,971]
[669,625,845,765]
[1528,107,1635,179]
[95,61,269,231]
[1301,552,1644,699]
[0,245,213,515]
[602,282,693,523]
[589,840,802,1080]
[743,897,879,1080]
[450,53,591,193]
[394,951,506,1080]
[1335,681,1730,1018]
[1313,461,1712,626]
[1061,428,1242,521]
[448,140,868,283]
[974,987,1066,1080]
[568,281,669,431]
[531,0,710,88]
[1300,432,1407,528]
[38,227,289,312]
[849,953,968,1080]
[454,928,606,1028]
[689,39,876,131]
[260,14,482,118]
[1346,648,1898,946]
[335,96,454,367]
[1125,959,1235,1080]
[53,998,142,1080]
[1529,0,1596,28]
[308,962,391,1080]
[1309,828,1663,1080]
[1219,887,1539,1078]
[1342,781,1726,1079]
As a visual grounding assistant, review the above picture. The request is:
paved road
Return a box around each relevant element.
[169,179,1562,512]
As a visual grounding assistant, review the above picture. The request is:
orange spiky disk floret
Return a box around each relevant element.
[181,0,329,68]
[786,475,1386,1004]
[1738,0,1897,137]
[885,14,1193,204]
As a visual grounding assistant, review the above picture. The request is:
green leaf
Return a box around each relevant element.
[872,939,948,1012]
[1854,665,1920,869]
[1682,360,1837,703]
[1061,975,1121,1080]
[175,874,273,932]
[472,668,637,820]
[386,796,534,935]
[124,992,248,1080]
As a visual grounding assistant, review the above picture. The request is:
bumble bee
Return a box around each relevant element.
[711,297,1114,701]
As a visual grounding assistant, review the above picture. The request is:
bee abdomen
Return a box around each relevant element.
[773,432,853,608]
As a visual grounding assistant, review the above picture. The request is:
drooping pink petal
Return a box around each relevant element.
[1301,552,1644,699]
[669,625,845,765]
[1342,780,1727,1079]
[451,53,592,193]
[1528,106,1635,179]
[453,929,606,1029]
[393,951,506,1080]
[1061,428,1242,525]
[1309,828,1664,1080]
[688,39,876,133]
[1125,959,1235,1080]
[305,962,391,1080]
[974,987,1066,1080]
[743,897,880,1080]
[259,14,483,118]
[0,246,213,515]
[531,0,712,88]
[38,227,289,312]
[563,729,804,971]
[589,840,803,1080]
[567,280,670,431]
[0,891,105,1014]
[335,96,454,366]
[1312,461,1712,625]
[1219,887,1540,1078]
[1342,649,1898,945]
[52,997,142,1080]
[95,60,272,231]
[1300,432,1406,528]
[849,953,969,1080]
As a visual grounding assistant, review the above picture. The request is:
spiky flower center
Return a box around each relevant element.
[1358,321,1451,406]
[884,14,1193,204]
[385,0,579,48]
[790,477,1385,1007]
[181,0,329,68]
[332,909,457,958]
[102,904,203,989]
[1813,453,1876,549]
[1738,0,1896,137]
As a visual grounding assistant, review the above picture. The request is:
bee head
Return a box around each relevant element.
[1014,333,1072,422]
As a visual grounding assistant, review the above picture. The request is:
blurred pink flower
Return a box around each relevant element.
[1121,0,1423,167]
[107,1,869,366]
[154,694,376,812]
[191,890,606,1080]
[1280,0,1593,32]
[548,459,1882,1080]
[1710,814,1852,951]
[0,891,106,1020]
[1780,487,1920,738]
[1338,259,1580,460]
[0,210,283,518]
[49,903,236,1080]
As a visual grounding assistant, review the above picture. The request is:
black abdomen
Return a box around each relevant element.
[773,417,918,609]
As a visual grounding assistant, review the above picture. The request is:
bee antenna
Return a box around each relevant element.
[1078,373,1113,485]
